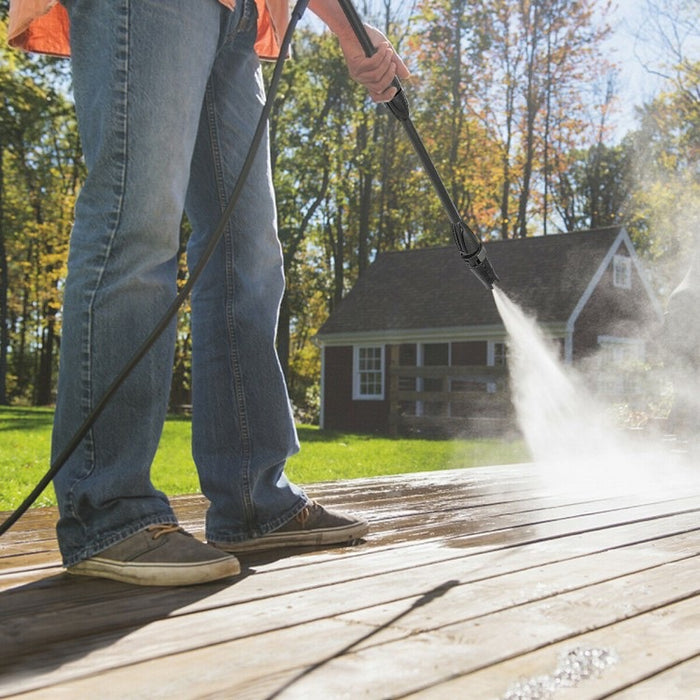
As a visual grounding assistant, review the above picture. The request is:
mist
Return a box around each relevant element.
[492,279,699,497]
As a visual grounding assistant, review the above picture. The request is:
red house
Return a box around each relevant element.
[315,228,663,436]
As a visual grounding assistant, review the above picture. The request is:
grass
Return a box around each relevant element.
[0,406,529,511]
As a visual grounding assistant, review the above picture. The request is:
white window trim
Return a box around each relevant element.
[353,345,385,400]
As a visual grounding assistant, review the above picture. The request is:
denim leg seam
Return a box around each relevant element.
[66,0,132,530]
[203,81,256,527]
[224,226,256,525]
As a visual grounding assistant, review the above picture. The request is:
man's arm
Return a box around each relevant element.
[307,0,410,103]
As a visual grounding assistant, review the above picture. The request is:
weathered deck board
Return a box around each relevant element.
[0,464,698,699]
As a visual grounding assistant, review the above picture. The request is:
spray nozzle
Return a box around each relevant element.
[452,221,499,290]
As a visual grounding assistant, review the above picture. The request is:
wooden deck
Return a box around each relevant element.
[1,463,699,698]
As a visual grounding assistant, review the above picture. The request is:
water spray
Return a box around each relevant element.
[337,0,499,290]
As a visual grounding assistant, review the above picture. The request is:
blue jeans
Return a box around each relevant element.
[54,0,305,566]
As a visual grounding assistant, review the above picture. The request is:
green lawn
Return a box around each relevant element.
[0,406,529,511]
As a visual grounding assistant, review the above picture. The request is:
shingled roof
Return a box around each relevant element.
[317,227,655,339]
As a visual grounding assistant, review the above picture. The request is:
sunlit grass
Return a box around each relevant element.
[0,407,529,511]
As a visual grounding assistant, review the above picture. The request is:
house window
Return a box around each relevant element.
[487,341,508,367]
[596,336,645,399]
[422,343,449,367]
[397,344,417,414]
[421,342,448,393]
[420,343,448,416]
[599,337,643,364]
[398,343,417,391]
[398,343,416,367]
[493,342,507,366]
[353,346,384,400]
[613,255,631,289]
[486,341,508,393]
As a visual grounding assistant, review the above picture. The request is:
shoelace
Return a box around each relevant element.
[295,501,320,526]
[146,524,184,540]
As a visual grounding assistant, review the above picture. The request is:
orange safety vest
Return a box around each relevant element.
[7,0,290,61]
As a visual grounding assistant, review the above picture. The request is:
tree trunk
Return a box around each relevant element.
[332,208,345,310]
[357,115,372,276]
[35,312,55,405]
[516,1,541,238]
[0,145,8,404]
[500,109,513,239]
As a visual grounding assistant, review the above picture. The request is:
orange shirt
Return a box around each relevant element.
[8,0,290,61]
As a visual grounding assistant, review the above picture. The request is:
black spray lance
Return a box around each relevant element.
[337,0,499,290]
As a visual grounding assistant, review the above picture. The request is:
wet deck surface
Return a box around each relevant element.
[1,463,699,699]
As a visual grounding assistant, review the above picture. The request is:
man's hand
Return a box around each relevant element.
[336,24,410,103]
[306,1,410,103]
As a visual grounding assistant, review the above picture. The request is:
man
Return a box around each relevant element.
[8,0,409,586]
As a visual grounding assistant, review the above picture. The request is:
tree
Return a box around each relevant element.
[263,29,352,414]
[622,0,699,293]
[626,79,700,293]
[553,141,633,231]
[3,1,691,417]
[1,23,82,404]
[510,0,613,237]
[409,0,503,239]
[410,0,614,239]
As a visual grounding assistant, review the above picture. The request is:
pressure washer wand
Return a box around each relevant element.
[337,0,499,290]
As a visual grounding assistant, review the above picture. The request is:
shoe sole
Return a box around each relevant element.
[67,555,241,586]
[214,521,369,554]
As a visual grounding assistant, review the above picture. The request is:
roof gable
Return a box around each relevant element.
[317,228,659,340]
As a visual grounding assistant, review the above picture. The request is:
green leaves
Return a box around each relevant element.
[1,27,81,405]
[2,2,696,413]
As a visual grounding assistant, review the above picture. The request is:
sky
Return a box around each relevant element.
[602,0,666,138]
[605,0,700,139]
